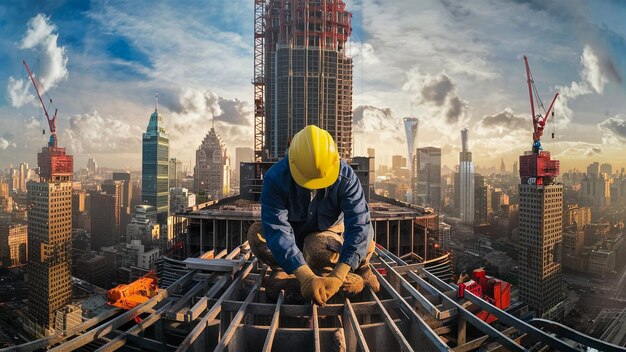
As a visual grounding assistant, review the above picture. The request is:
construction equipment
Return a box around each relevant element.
[252,0,266,161]
[107,272,158,310]
[524,55,559,154]
[458,268,511,324]
[23,60,58,148]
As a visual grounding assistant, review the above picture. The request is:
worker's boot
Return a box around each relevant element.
[303,231,365,297]
[355,241,380,293]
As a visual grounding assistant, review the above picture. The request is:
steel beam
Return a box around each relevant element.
[312,304,321,352]
[367,287,413,352]
[175,259,258,352]
[214,266,267,351]
[94,302,173,352]
[343,298,370,352]
[261,290,284,352]
[421,268,578,352]
[371,264,451,351]
[406,271,523,352]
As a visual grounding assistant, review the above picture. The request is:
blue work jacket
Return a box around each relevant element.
[260,157,373,274]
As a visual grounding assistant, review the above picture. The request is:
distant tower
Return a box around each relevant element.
[87,157,97,174]
[142,94,169,229]
[500,158,506,174]
[459,129,474,224]
[27,138,73,337]
[519,150,563,319]
[404,117,419,203]
[194,128,230,201]
[264,0,353,161]
[415,147,442,210]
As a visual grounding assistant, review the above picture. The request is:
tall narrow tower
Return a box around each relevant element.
[264,0,353,161]
[142,96,169,229]
[27,143,73,337]
[459,128,474,224]
[404,117,418,203]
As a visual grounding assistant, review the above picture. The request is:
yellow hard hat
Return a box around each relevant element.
[288,125,340,189]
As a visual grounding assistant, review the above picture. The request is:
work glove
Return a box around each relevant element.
[294,263,349,305]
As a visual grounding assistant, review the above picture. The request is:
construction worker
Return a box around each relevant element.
[248,125,379,306]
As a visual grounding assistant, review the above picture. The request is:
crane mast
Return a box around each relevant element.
[524,55,558,154]
[23,59,58,148]
[252,0,266,161]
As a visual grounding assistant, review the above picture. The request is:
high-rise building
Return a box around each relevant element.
[27,143,73,337]
[474,174,490,224]
[87,157,97,175]
[112,172,132,238]
[518,150,563,319]
[600,163,612,177]
[142,99,169,229]
[235,147,255,173]
[170,187,196,214]
[194,128,230,201]
[414,147,441,210]
[582,161,611,208]
[459,129,474,224]
[0,223,27,267]
[499,158,506,174]
[90,190,120,251]
[168,158,184,188]
[264,0,353,161]
[512,161,518,177]
[587,162,599,179]
[404,118,419,203]
[18,162,29,193]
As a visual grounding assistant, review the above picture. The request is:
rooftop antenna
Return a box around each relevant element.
[155,91,158,112]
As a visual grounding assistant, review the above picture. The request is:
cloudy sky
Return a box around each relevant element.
[0,0,625,173]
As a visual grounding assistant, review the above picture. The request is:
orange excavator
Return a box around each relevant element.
[107,272,158,310]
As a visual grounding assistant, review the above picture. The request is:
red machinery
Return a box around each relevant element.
[520,56,560,183]
[458,268,511,324]
[23,60,73,181]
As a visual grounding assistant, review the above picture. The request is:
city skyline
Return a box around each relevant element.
[0,1,625,171]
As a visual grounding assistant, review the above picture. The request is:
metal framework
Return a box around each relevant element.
[253,0,266,161]
[6,243,625,351]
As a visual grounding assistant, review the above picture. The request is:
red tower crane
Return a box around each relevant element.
[23,59,58,148]
[524,55,558,154]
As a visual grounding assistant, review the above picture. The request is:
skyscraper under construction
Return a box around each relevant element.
[27,145,73,337]
[264,0,353,160]
[518,150,563,319]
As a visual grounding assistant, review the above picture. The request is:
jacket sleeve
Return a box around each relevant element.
[338,168,373,270]
[260,174,307,274]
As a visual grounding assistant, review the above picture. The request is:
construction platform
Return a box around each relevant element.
[3,243,625,352]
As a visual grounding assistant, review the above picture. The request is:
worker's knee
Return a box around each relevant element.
[247,222,279,268]
[303,231,343,272]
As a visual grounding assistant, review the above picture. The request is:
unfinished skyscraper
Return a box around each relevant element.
[264,0,353,161]
[27,145,73,337]
[518,151,563,319]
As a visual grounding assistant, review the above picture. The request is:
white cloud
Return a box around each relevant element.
[598,115,626,144]
[63,111,143,154]
[0,137,16,150]
[7,14,68,108]
[162,88,254,160]
[555,45,612,125]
